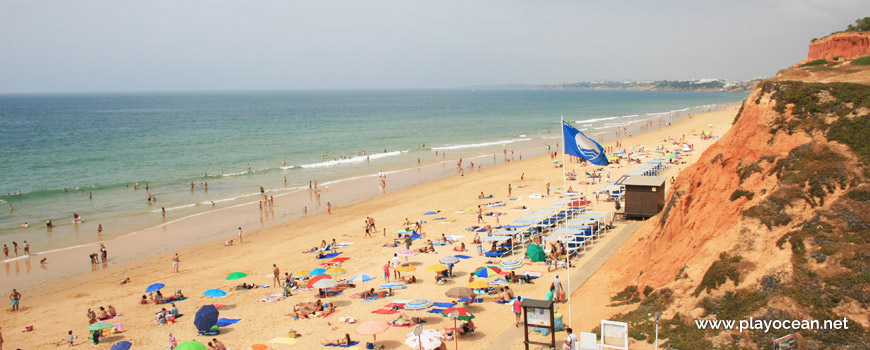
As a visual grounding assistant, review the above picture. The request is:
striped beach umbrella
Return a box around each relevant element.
[472,266,501,278]
[498,260,523,270]
[326,267,347,276]
[439,306,475,321]
[309,268,327,276]
[439,256,460,265]
[86,322,115,331]
[404,299,433,311]
[396,249,417,257]
[292,270,310,278]
[348,273,373,283]
[307,275,331,289]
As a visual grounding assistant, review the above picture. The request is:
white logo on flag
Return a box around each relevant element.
[574,133,602,159]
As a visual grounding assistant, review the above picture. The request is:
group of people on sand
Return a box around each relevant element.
[2,240,30,258]
[87,305,118,323]
[291,299,335,319]
[139,289,184,305]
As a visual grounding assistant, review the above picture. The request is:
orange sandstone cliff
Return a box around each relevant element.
[800,31,870,64]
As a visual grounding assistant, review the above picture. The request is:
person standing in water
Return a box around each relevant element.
[238,227,243,244]
[162,207,166,218]
[97,224,103,236]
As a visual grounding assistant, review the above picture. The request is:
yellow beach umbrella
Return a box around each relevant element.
[326,267,347,276]
[292,270,310,278]
[466,280,488,289]
[427,264,448,272]
[395,264,416,273]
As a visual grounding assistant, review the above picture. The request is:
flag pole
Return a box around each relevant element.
[560,115,572,328]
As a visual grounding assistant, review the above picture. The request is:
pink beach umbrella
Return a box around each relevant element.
[356,320,391,342]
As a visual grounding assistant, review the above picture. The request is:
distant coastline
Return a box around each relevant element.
[471,78,761,92]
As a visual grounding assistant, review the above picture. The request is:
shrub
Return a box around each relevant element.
[699,290,768,320]
[610,285,640,305]
[730,189,755,201]
[693,253,743,297]
[852,56,870,66]
[846,189,870,202]
[799,59,828,68]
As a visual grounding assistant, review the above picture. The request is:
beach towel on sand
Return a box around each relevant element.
[424,211,440,215]
[317,252,343,259]
[427,308,445,314]
[259,294,283,303]
[454,255,472,259]
[432,302,455,308]
[371,309,398,315]
[215,318,241,327]
[335,242,354,247]
[324,341,360,347]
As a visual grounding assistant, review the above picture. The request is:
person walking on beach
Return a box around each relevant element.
[238,227,243,244]
[3,244,7,258]
[172,253,180,273]
[23,241,29,255]
[97,224,103,236]
[273,264,281,287]
[10,289,21,311]
[546,182,551,197]
[391,253,401,280]
[508,183,512,197]
[11,242,17,257]
[383,262,391,282]
[552,275,563,302]
[162,207,166,218]
[169,333,177,349]
[327,202,332,214]
[100,244,107,263]
[512,296,523,327]
[563,328,577,350]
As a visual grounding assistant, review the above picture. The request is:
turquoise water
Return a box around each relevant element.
[0,89,746,254]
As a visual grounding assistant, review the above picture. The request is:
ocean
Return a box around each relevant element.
[0,89,746,257]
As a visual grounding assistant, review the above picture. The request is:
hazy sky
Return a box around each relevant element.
[1,0,868,92]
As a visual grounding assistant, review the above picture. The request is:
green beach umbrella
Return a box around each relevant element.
[526,244,546,262]
[175,340,208,350]
[226,272,247,280]
[666,154,677,159]
[86,322,115,331]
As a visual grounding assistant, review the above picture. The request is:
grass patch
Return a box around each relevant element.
[827,115,870,164]
[799,59,828,68]
[737,160,762,184]
[730,189,755,201]
[846,189,870,202]
[659,190,681,228]
[852,56,870,66]
[693,253,743,297]
[609,285,640,306]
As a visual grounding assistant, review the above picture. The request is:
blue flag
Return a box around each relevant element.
[563,122,609,166]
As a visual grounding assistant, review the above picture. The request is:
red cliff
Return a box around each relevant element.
[802,31,870,64]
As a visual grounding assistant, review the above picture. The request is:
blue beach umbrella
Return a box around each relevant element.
[194,305,219,332]
[349,273,374,283]
[145,283,165,293]
[454,254,472,259]
[310,268,327,276]
[110,341,133,350]
[203,289,227,298]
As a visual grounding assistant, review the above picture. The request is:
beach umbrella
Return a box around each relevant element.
[110,341,133,350]
[248,344,273,350]
[439,306,475,321]
[86,322,115,331]
[445,287,476,299]
[325,257,350,265]
[405,329,443,350]
[395,264,416,272]
[326,267,347,276]
[203,289,227,298]
[525,244,546,262]
[312,278,339,289]
[426,264,448,272]
[225,272,247,280]
[348,273,373,283]
[498,260,523,270]
[292,270,310,278]
[356,320,391,341]
[310,268,327,276]
[175,341,208,350]
[488,279,509,286]
[472,266,501,278]
[404,299,433,311]
[466,280,488,289]
[521,271,543,278]
[682,147,692,151]
[666,154,677,159]
[439,256,460,265]
[397,249,417,257]
[674,151,681,155]
[307,275,331,288]
[145,283,165,293]
[194,304,219,332]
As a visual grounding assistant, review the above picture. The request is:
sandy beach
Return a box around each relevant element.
[2,106,738,350]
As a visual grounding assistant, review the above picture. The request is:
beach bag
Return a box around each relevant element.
[366,342,375,350]
[288,329,298,338]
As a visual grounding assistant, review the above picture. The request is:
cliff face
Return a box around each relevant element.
[802,31,870,64]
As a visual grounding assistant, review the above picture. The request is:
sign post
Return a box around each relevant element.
[447,310,460,350]
[521,299,555,350]
[774,334,795,350]
[413,325,423,350]
[653,311,661,349]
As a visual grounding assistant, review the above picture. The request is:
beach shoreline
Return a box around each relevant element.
[2,105,738,350]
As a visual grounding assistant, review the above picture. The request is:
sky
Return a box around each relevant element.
[1,0,868,92]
